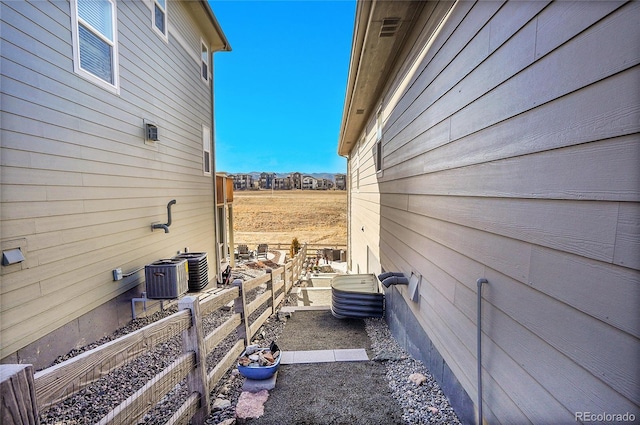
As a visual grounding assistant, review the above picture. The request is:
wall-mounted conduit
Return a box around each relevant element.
[477,277,488,425]
[152,199,176,233]
[378,271,409,288]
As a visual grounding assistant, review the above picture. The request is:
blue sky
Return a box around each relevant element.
[209,0,356,174]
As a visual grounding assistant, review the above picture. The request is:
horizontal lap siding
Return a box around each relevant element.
[350,123,382,272]
[351,1,639,423]
[1,1,217,359]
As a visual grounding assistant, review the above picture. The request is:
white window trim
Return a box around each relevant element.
[201,39,210,85]
[202,124,212,176]
[152,0,168,42]
[70,0,120,94]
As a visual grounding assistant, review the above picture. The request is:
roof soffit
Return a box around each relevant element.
[338,0,427,156]
[186,1,231,51]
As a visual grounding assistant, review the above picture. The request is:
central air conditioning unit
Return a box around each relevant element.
[174,252,208,291]
[145,258,188,299]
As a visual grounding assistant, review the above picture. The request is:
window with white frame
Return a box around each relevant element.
[201,41,209,83]
[71,0,119,92]
[153,0,167,38]
[202,125,211,175]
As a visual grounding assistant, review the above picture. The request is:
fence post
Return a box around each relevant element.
[293,257,298,282]
[1,364,39,425]
[267,269,276,314]
[283,262,289,294]
[178,296,210,423]
[233,279,250,346]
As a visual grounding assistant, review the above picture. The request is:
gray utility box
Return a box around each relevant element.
[145,258,188,299]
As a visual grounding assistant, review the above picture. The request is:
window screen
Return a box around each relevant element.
[72,0,117,89]
[154,0,167,35]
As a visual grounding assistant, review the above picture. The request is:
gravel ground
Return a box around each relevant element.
[365,318,461,425]
[39,261,460,425]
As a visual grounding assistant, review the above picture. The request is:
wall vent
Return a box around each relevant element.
[143,118,159,144]
[380,17,400,37]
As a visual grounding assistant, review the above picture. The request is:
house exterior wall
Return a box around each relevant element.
[345,1,639,423]
[1,0,226,368]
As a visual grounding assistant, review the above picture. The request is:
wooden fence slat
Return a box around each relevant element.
[178,296,210,424]
[247,291,272,316]
[200,287,240,317]
[204,314,242,353]
[34,310,191,410]
[1,364,38,425]
[97,353,194,425]
[234,279,250,346]
[207,340,245,390]
[249,308,272,339]
[287,262,294,292]
[165,393,199,425]
[242,273,272,292]
[273,279,285,294]
[271,266,284,278]
[274,292,285,309]
[266,269,276,314]
[283,262,290,292]
[232,243,345,250]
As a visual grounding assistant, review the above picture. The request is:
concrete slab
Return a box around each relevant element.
[242,372,278,393]
[294,349,335,363]
[296,287,332,307]
[279,305,330,314]
[280,351,294,364]
[280,349,369,364]
[334,348,369,362]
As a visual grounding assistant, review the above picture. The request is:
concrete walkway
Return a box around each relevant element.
[280,348,369,364]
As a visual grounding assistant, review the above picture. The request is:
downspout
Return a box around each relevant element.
[476,278,488,425]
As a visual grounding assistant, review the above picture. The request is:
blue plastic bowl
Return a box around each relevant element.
[237,349,281,380]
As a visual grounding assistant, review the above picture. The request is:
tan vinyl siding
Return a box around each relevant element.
[348,1,639,422]
[1,0,219,360]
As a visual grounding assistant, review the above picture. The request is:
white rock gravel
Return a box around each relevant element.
[366,317,462,425]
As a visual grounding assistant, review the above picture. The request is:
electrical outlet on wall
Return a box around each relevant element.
[113,268,123,281]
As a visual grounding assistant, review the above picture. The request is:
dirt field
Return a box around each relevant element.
[231,190,347,248]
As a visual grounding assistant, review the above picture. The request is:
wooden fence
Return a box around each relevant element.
[234,242,346,252]
[0,244,308,425]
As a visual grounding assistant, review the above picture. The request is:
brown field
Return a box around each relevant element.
[231,190,347,248]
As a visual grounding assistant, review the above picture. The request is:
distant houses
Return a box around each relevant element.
[228,172,344,190]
